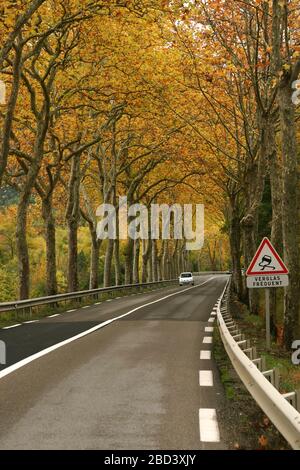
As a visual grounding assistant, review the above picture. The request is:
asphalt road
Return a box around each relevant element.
[0,274,229,450]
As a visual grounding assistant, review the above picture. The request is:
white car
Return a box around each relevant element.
[179,272,194,286]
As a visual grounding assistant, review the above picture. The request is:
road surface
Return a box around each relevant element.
[0,274,229,450]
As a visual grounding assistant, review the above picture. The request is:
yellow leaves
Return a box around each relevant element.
[282,63,291,72]
[292,50,300,60]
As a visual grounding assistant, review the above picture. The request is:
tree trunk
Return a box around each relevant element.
[16,199,30,299]
[162,240,169,280]
[67,219,78,292]
[152,239,158,282]
[42,197,57,296]
[114,238,121,286]
[269,125,283,338]
[278,82,300,344]
[124,237,134,285]
[147,238,153,282]
[142,239,148,283]
[242,216,259,313]
[89,231,100,290]
[104,238,114,287]
[66,156,80,292]
[133,238,140,284]
[271,0,300,344]
[229,203,243,298]
[0,40,23,187]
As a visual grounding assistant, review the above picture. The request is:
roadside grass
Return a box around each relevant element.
[0,282,173,329]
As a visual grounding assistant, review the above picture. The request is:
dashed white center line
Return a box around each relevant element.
[48,314,60,318]
[2,324,22,329]
[199,370,213,386]
[199,409,220,442]
[205,327,214,332]
[203,336,213,344]
[200,350,211,360]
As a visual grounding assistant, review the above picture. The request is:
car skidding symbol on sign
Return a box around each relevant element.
[258,255,275,271]
[246,237,289,276]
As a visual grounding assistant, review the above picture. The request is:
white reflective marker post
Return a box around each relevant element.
[246,238,289,350]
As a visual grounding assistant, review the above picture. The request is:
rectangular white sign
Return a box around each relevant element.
[247,275,289,289]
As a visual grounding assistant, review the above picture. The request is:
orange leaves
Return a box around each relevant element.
[258,434,268,449]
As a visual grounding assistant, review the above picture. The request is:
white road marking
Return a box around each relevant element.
[205,327,214,332]
[2,324,22,329]
[67,309,76,313]
[47,314,60,318]
[116,297,121,299]
[208,318,215,323]
[24,320,38,324]
[82,306,90,309]
[203,336,213,344]
[199,409,220,442]
[106,299,112,302]
[0,277,216,380]
[95,302,102,305]
[200,350,211,360]
[199,370,213,386]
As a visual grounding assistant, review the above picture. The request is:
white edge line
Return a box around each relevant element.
[0,277,216,379]
[203,336,213,344]
[200,350,211,360]
[47,314,60,318]
[205,327,214,332]
[199,409,220,442]
[2,324,22,329]
[199,370,214,386]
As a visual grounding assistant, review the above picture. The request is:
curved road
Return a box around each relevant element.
[0,275,229,450]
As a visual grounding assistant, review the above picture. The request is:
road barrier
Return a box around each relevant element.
[0,272,226,314]
[217,279,300,450]
[0,279,178,314]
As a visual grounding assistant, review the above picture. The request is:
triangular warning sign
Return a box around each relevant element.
[246,237,289,276]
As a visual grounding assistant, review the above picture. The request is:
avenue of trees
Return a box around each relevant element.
[0,0,299,347]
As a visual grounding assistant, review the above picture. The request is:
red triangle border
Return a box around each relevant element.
[246,237,289,276]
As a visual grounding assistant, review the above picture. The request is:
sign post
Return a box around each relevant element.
[265,288,270,350]
[246,237,289,350]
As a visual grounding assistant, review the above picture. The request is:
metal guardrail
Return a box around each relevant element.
[217,279,300,450]
[193,271,230,275]
[0,279,178,314]
[0,271,225,314]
